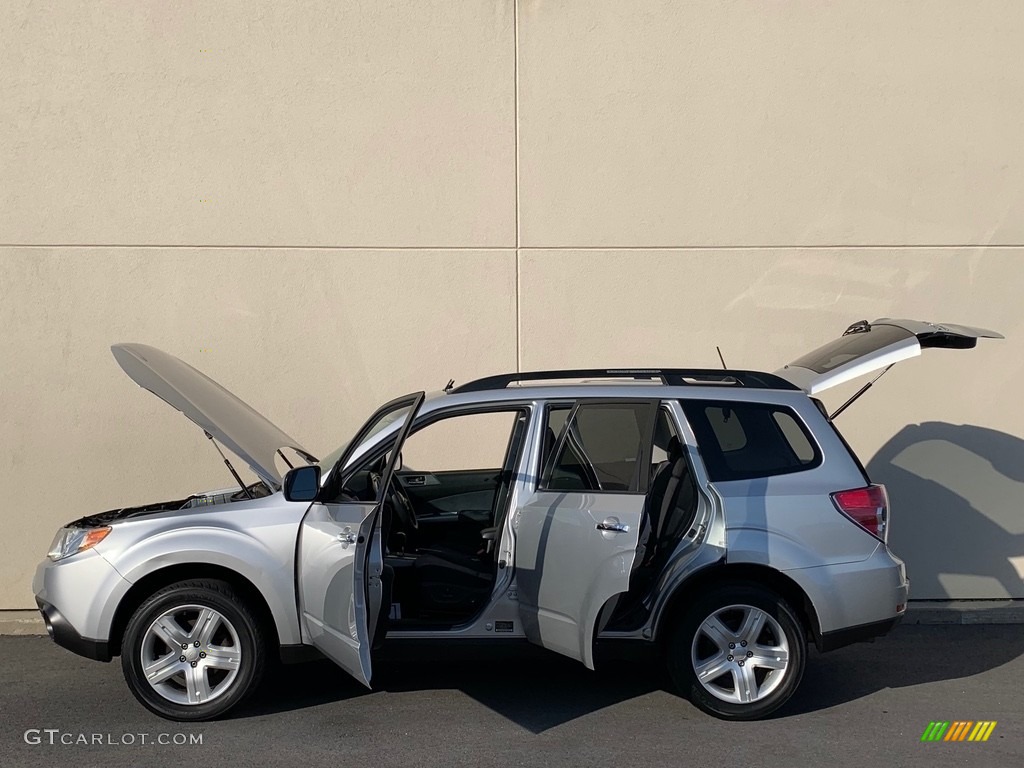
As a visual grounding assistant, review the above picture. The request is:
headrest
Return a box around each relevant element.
[653,415,675,450]
[666,435,683,460]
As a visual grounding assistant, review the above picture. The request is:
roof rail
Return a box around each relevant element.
[451,368,797,393]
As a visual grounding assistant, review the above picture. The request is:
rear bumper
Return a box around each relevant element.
[818,613,903,652]
[786,543,909,642]
[36,599,111,662]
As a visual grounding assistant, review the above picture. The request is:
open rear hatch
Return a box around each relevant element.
[776,318,1002,414]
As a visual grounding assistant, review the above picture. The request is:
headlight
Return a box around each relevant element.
[47,526,111,561]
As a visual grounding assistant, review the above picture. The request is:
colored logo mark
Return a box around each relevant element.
[921,721,997,742]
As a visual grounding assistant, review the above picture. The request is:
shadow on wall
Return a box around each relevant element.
[867,422,1024,600]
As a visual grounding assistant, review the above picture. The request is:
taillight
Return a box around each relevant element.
[831,484,888,541]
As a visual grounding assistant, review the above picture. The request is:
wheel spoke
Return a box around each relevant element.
[203,644,241,671]
[185,664,212,705]
[736,608,767,645]
[192,608,219,646]
[694,653,731,683]
[734,663,758,703]
[750,646,789,670]
[700,615,734,650]
[151,615,188,648]
[144,652,184,685]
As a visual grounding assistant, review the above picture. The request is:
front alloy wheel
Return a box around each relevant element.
[140,604,242,706]
[668,584,806,720]
[122,580,267,720]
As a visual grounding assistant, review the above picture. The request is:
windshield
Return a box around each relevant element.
[317,402,415,474]
[316,441,350,472]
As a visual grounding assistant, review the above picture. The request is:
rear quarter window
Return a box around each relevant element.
[681,400,821,482]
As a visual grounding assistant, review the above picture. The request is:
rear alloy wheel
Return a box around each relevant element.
[667,584,805,720]
[121,579,267,721]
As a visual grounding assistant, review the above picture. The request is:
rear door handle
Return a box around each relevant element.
[596,519,630,533]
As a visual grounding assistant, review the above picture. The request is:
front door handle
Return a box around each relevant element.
[596,519,630,533]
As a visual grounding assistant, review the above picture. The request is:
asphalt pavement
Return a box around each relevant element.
[1,625,1021,768]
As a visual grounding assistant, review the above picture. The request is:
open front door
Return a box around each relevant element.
[514,400,657,669]
[776,318,1002,396]
[297,392,424,687]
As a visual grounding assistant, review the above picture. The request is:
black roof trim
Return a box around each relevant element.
[451,368,798,393]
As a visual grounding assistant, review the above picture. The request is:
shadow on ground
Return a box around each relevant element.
[239,643,663,731]
[236,624,1024,729]
[786,624,1024,716]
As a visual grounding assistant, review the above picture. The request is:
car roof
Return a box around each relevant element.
[417,368,811,415]
[449,368,797,393]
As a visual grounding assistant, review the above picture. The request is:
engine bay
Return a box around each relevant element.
[68,481,273,528]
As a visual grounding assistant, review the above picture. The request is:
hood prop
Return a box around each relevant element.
[204,431,254,499]
[829,364,893,420]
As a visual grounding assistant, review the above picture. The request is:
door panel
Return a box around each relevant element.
[396,468,502,549]
[514,491,645,669]
[396,468,501,517]
[297,391,424,687]
[514,399,658,669]
[297,500,382,686]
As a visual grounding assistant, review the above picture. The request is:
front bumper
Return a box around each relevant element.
[32,549,131,662]
[36,599,111,661]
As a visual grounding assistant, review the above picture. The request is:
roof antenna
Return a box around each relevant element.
[716,346,728,370]
[444,378,455,393]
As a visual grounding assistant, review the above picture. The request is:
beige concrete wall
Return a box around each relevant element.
[2,1,1022,608]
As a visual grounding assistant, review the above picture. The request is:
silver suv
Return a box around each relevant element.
[33,318,1000,721]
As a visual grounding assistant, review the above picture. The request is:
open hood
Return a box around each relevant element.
[776,318,1003,396]
[112,344,316,489]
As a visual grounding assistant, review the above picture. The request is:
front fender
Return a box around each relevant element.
[98,520,302,646]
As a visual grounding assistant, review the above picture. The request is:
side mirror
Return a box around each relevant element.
[283,465,321,502]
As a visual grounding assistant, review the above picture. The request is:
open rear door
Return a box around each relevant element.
[776,318,1002,397]
[297,392,424,687]
[514,400,658,669]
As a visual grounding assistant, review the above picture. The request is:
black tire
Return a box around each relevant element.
[666,583,806,720]
[121,579,268,721]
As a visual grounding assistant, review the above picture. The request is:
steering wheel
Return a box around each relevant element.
[388,481,419,533]
[370,467,418,534]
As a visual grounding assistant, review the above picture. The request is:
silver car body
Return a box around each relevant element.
[33,318,1000,700]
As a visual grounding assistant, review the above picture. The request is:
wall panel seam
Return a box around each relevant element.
[3,244,1024,251]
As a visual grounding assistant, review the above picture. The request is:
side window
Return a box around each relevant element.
[334,408,518,501]
[400,411,519,472]
[772,410,816,463]
[705,407,747,452]
[328,395,420,503]
[541,405,572,475]
[681,400,821,482]
[543,402,657,493]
